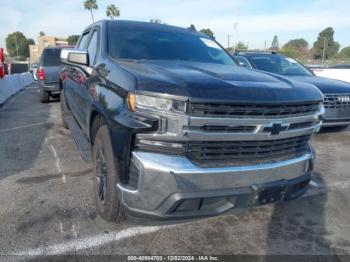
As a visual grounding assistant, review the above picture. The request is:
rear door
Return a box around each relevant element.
[42,48,62,85]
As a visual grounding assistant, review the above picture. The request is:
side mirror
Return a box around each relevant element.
[238,61,248,68]
[61,49,89,66]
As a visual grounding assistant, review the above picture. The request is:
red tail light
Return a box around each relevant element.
[37,68,45,80]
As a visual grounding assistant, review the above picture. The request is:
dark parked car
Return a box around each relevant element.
[60,20,323,223]
[331,64,350,69]
[37,46,65,102]
[234,51,350,128]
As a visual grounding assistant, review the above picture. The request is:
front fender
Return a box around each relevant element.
[89,83,158,183]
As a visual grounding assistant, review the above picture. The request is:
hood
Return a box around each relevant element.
[289,75,350,94]
[118,60,323,103]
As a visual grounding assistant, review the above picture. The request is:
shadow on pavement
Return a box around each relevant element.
[265,174,343,262]
[319,125,349,133]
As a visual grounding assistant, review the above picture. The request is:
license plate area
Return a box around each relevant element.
[251,180,288,206]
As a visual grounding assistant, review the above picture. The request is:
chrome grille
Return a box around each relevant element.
[323,94,350,119]
[187,135,311,167]
[188,125,256,133]
[189,102,321,118]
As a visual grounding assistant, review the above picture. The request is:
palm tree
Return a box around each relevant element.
[84,0,98,23]
[106,4,120,20]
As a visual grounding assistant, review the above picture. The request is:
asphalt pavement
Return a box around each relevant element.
[0,84,350,260]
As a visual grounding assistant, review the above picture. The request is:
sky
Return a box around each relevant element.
[0,0,350,52]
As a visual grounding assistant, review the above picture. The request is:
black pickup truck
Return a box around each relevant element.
[60,20,324,223]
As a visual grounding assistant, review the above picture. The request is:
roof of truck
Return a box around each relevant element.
[88,19,207,38]
[234,51,279,56]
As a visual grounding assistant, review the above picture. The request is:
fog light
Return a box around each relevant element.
[135,139,185,154]
[175,199,201,212]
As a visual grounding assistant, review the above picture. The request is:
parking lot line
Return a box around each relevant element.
[0,121,54,133]
[13,225,167,256]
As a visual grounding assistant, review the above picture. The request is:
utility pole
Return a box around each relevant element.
[227,35,231,49]
[320,37,327,66]
[234,22,239,51]
[15,34,19,61]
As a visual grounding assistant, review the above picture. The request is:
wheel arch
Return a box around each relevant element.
[89,109,130,184]
[89,110,103,145]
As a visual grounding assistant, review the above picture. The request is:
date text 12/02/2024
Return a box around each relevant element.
[127,255,219,261]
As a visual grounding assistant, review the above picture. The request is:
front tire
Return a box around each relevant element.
[92,125,125,223]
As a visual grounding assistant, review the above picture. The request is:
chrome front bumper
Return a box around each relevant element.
[322,120,350,127]
[321,114,350,127]
[117,151,314,220]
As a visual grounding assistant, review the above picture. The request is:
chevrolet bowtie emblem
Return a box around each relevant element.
[263,123,289,135]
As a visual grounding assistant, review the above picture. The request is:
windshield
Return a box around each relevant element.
[250,55,312,76]
[108,23,235,65]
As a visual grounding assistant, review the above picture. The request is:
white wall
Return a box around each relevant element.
[312,69,350,84]
[0,73,34,106]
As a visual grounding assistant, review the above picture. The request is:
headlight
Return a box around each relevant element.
[128,93,187,114]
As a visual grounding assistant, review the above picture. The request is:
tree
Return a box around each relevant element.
[283,38,308,50]
[27,38,35,45]
[339,46,350,59]
[270,35,279,51]
[106,4,120,20]
[5,31,30,59]
[200,28,214,38]
[281,38,309,58]
[84,0,98,23]
[25,38,35,58]
[39,31,45,37]
[235,41,248,51]
[312,27,340,59]
[67,35,80,46]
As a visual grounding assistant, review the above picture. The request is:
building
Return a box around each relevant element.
[29,36,69,63]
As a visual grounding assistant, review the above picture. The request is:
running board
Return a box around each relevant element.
[65,115,92,162]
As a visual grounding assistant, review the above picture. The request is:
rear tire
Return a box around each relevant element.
[60,92,69,129]
[40,88,49,103]
[92,125,126,223]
